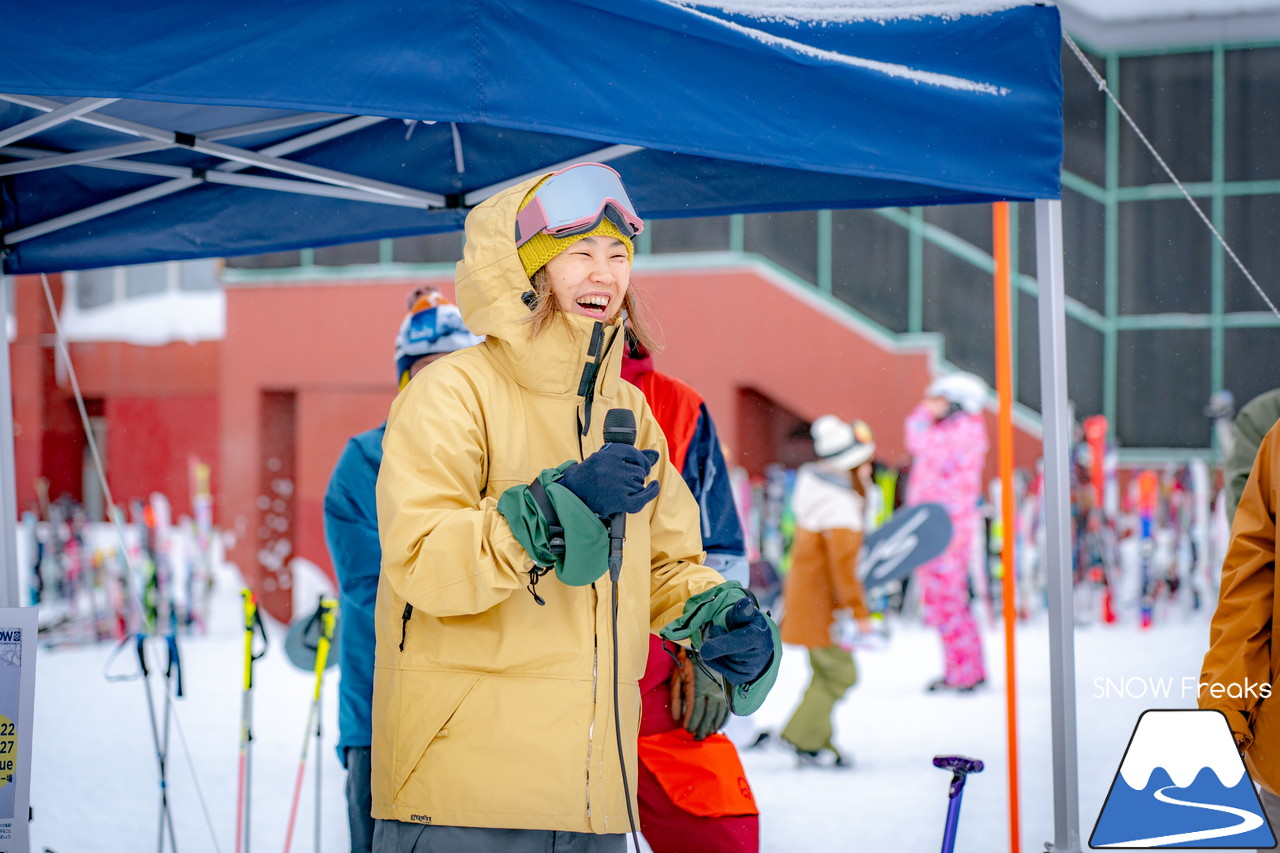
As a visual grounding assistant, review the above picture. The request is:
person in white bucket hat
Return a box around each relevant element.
[766,414,877,767]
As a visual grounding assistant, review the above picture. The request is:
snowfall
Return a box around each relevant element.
[15,540,1239,853]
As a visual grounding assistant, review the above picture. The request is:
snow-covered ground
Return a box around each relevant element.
[26,563,1220,853]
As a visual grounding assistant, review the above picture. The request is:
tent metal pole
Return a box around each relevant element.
[0,112,350,177]
[0,96,117,149]
[1035,198,1082,853]
[0,94,439,205]
[450,122,466,175]
[0,287,21,608]
[465,144,644,205]
[5,180,203,244]
[0,140,189,176]
[0,149,433,208]
[3,115,399,245]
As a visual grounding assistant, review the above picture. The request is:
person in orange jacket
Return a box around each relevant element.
[623,332,760,852]
[1200,419,1280,832]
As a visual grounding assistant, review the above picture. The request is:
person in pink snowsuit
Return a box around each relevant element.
[904,372,990,692]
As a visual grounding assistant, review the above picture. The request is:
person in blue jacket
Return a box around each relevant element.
[323,285,482,853]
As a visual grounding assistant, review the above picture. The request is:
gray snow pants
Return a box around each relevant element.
[372,820,627,852]
[345,747,374,853]
[1259,786,1280,853]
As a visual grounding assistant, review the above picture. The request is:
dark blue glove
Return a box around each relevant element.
[698,598,774,685]
[558,444,661,519]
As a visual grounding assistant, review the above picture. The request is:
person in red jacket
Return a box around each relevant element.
[623,332,760,853]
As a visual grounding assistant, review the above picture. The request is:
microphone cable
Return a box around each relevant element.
[601,407,642,851]
[611,580,642,853]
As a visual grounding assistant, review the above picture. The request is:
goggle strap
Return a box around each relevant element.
[514,199,547,248]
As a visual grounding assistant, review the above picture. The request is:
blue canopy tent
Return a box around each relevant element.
[0,1,1076,848]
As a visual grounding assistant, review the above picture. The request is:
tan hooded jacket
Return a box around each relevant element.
[371,174,725,832]
[1200,421,1280,792]
[781,462,871,648]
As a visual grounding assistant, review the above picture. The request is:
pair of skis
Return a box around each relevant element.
[235,591,337,853]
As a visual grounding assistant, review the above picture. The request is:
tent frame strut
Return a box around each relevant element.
[0,94,441,205]
[0,106,416,245]
[1036,198,1083,853]
[0,96,118,149]
[464,144,644,206]
[0,111,354,177]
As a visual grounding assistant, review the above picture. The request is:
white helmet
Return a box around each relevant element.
[926,372,988,415]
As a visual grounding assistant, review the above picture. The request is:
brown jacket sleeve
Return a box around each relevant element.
[1200,423,1279,747]
[825,528,871,620]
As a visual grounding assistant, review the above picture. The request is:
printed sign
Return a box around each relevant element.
[0,607,37,853]
[1091,709,1275,849]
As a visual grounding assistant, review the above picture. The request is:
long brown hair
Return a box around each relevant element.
[523,267,663,354]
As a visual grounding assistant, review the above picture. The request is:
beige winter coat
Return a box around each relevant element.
[371,174,724,832]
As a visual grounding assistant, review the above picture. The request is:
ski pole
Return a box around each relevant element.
[136,634,180,853]
[156,634,184,853]
[236,589,268,853]
[934,755,984,853]
[282,597,337,853]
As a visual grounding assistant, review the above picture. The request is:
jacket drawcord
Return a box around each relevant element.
[527,566,551,606]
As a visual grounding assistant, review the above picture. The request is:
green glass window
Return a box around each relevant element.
[831,209,909,333]
[1118,52,1214,186]
[647,216,731,254]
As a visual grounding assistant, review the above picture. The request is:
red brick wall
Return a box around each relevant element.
[105,396,219,520]
[220,277,455,621]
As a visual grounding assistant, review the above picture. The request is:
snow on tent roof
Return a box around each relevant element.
[660,1,1038,22]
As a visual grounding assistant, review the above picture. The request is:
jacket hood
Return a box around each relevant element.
[454,176,624,401]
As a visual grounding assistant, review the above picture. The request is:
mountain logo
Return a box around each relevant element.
[1090,709,1276,848]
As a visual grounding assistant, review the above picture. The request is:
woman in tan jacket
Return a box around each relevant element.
[771,414,875,767]
[371,164,778,852]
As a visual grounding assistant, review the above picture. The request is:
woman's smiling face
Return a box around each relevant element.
[544,235,631,322]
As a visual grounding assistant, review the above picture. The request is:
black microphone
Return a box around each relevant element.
[603,408,637,583]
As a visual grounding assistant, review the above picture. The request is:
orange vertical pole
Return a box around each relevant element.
[993,202,1021,853]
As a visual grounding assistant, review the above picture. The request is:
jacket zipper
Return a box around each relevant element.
[573,321,618,824]
[586,589,599,818]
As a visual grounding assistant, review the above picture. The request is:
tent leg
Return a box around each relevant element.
[1,282,22,607]
[1035,199,1082,853]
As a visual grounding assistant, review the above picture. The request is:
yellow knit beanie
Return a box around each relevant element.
[516,176,635,279]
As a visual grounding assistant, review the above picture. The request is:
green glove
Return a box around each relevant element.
[670,647,730,741]
[496,463,610,586]
[660,581,782,716]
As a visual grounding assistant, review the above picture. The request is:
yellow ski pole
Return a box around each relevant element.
[282,596,337,853]
[236,589,267,853]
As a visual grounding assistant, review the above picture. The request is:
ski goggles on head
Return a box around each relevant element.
[514,162,645,248]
